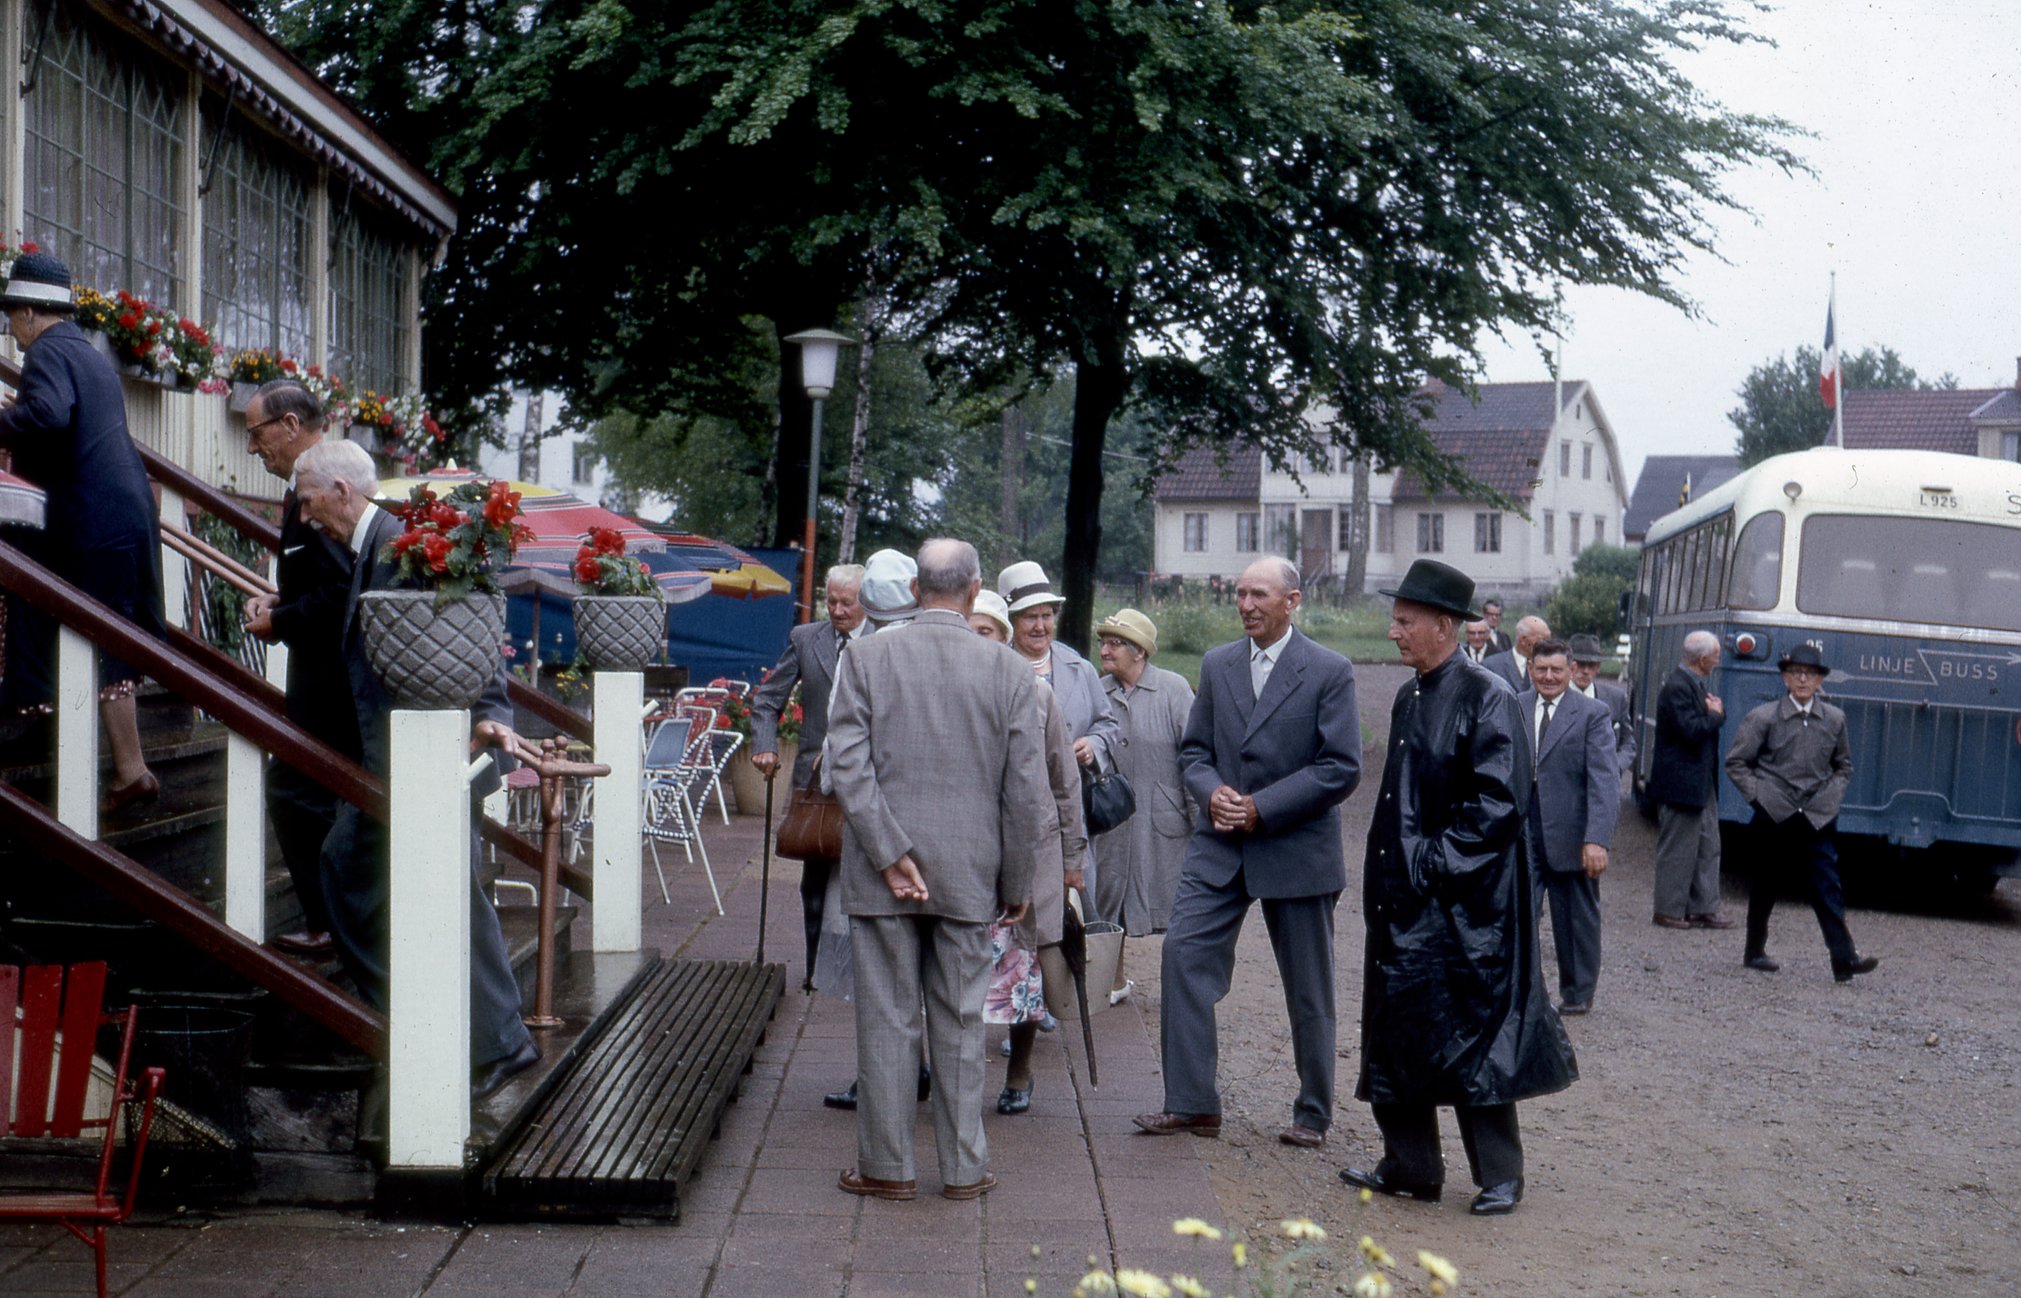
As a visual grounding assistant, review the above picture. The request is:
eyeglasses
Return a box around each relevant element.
[245,413,292,437]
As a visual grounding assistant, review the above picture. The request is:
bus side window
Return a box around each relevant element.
[1728,511,1783,610]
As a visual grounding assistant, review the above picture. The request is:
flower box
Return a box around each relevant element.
[229,381,260,413]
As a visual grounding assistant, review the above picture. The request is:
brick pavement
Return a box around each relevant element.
[1,808,1244,1297]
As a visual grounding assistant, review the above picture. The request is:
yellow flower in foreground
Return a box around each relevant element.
[1172,1218,1224,1241]
[1418,1251,1460,1285]
[1231,1241,1248,1269]
[1359,1235,1395,1268]
[1352,1272,1395,1298]
[1025,1282,1038,1296]
[1078,1272,1117,1295]
[1116,1270,1173,1298]
[1359,1186,1373,1204]
[1279,1218,1328,1242]
[1170,1276,1212,1298]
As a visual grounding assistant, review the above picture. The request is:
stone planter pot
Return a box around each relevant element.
[357,590,505,710]
[728,739,795,814]
[571,594,664,671]
[229,381,260,413]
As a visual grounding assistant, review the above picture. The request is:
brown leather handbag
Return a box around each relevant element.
[775,756,845,861]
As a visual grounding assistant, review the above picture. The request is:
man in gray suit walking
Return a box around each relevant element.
[1134,556,1362,1148]
[1518,638,1618,1014]
[826,538,1050,1202]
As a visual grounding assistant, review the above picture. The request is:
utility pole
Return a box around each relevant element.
[998,403,1026,570]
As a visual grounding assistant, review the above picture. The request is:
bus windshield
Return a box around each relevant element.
[1796,514,2021,632]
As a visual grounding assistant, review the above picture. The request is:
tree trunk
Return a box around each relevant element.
[1343,449,1371,599]
[998,403,1025,572]
[838,294,878,563]
[516,391,543,482]
[1059,356,1128,655]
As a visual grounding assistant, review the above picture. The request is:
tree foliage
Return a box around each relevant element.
[1730,345,1956,466]
[1545,543,1639,641]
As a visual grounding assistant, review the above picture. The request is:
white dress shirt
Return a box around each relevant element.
[1250,626,1292,698]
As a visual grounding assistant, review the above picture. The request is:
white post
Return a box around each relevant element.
[264,642,291,693]
[54,627,98,839]
[386,708,471,1168]
[157,485,190,633]
[591,671,643,952]
[223,733,266,939]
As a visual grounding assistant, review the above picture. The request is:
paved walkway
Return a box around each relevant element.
[0,808,1241,1297]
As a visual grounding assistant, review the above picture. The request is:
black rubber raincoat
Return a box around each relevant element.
[1356,651,1577,1107]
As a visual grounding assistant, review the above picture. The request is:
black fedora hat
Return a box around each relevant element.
[1778,643,1829,676]
[1379,559,1480,621]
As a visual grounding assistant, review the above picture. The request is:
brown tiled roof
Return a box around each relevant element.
[1152,443,1262,500]
[1840,388,2015,455]
[1390,380,1576,501]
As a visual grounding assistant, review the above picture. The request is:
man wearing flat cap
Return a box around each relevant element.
[1343,558,1575,1217]
[1724,645,1877,983]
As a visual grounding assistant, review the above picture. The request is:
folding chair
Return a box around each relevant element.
[0,962,166,1298]
[641,712,724,913]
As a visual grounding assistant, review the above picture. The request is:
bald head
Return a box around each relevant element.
[1236,556,1302,646]
[915,537,982,612]
[1514,616,1550,656]
[1682,630,1721,674]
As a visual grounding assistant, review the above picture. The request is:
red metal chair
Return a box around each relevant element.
[0,962,166,1298]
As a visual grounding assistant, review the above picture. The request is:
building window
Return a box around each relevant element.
[1543,510,1556,555]
[1183,512,1208,552]
[1264,504,1297,555]
[2004,430,2021,461]
[1373,504,1394,554]
[1593,516,1606,546]
[1569,512,1584,555]
[572,443,598,486]
[1582,444,1593,480]
[1416,513,1444,554]
[1474,512,1501,553]
[202,109,314,358]
[1560,441,1572,477]
[329,207,412,395]
[23,9,186,303]
[1337,505,1355,551]
[1235,512,1260,553]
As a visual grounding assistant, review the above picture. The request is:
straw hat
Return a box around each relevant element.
[1094,608,1158,657]
[971,589,1012,638]
[997,560,1066,614]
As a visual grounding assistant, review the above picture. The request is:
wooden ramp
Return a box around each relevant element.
[480,957,784,1221]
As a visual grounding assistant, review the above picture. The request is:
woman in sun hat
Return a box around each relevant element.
[1093,609,1196,966]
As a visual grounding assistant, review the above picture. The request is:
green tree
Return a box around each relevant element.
[1730,346,1957,466]
[1544,543,1640,641]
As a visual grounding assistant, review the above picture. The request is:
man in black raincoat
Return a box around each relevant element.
[1341,559,1577,1216]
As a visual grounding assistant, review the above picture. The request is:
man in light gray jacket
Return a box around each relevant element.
[826,538,1051,1202]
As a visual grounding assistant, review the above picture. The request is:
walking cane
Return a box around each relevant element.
[755,768,775,966]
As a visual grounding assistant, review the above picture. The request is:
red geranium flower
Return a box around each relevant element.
[575,555,601,583]
[421,533,453,573]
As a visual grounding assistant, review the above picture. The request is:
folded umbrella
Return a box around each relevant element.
[1058,887,1097,1086]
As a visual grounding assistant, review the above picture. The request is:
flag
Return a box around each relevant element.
[1679,471,1692,507]
[1819,288,1841,410]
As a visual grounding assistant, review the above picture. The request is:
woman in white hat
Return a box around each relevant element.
[967,590,1085,1113]
[1094,609,1197,959]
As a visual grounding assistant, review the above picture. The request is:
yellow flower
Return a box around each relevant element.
[1116,1270,1173,1298]
[1279,1218,1328,1242]
[1352,1273,1394,1298]
[1172,1218,1224,1241]
[1231,1242,1248,1269]
[1031,1245,1043,1259]
[1359,1235,1395,1268]
[1359,1187,1373,1204]
[1430,1282,1446,1298]
[1170,1277,1212,1298]
[1078,1272,1118,1294]
[1417,1251,1459,1285]
[1025,1282,1038,1295]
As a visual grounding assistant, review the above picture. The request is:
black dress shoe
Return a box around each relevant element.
[1744,953,1780,973]
[1557,1000,1591,1016]
[996,1084,1032,1115]
[1833,954,1880,983]
[1338,1164,1442,1203]
[471,1040,540,1099]
[823,1081,859,1110]
[1470,1178,1524,1215]
[1133,1111,1223,1137]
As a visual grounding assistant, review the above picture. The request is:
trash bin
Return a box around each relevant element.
[129,998,257,1191]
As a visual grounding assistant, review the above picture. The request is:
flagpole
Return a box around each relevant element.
[1831,272,1844,447]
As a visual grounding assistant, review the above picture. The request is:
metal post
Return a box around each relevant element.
[223,732,265,939]
[799,395,825,625]
[54,626,97,839]
[386,707,471,1169]
[592,669,643,952]
[526,763,565,1027]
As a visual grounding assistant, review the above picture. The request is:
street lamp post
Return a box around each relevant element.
[784,328,856,625]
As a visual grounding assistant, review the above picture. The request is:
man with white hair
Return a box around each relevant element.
[1648,630,1732,930]
[1483,614,1550,693]
[293,440,539,1097]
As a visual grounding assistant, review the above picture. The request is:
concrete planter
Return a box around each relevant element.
[358,590,505,710]
[572,594,664,671]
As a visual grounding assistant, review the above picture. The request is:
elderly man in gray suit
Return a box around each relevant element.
[751,562,865,987]
[1482,614,1550,693]
[1135,556,1362,1148]
[826,538,1050,1202]
[1519,638,1619,1015]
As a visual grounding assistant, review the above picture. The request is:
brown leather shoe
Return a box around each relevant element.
[941,1172,997,1200]
[1689,913,1735,930]
[839,1169,917,1201]
[272,930,335,959]
[1652,913,1692,930]
[1133,1111,1222,1137]
[1278,1124,1325,1148]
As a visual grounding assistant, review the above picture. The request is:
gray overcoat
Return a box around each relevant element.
[751,618,844,790]
[1724,695,1852,829]
[1095,663,1196,934]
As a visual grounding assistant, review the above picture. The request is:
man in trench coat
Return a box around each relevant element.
[1342,559,1576,1216]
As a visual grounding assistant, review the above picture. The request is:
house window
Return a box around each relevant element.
[2004,431,2021,461]
[1235,512,1260,553]
[23,9,186,303]
[1593,516,1606,546]
[1373,504,1394,554]
[1416,513,1444,554]
[1337,505,1355,551]
[1543,510,1556,555]
[201,108,314,357]
[1569,512,1584,555]
[1474,512,1501,553]
[572,443,598,486]
[1183,512,1208,552]
[1560,442,1572,477]
[1264,504,1297,555]
[329,207,412,395]
[1582,444,1593,480]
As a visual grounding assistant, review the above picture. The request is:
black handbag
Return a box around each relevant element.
[1081,766,1136,836]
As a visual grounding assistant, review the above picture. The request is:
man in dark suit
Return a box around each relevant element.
[1483,615,1549,693]
[1519,639,1618,1014]
[1462,620,1492,664]
[242,380,356,959]
[1649,630,1731,930]
[1481,598,1513,656]
[750,562,865,987]
[293,440,537,1097]
[1135,556,1362,1149]
[1568,633,1634,782]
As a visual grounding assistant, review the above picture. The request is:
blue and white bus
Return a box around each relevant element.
[1627,447,2021,889]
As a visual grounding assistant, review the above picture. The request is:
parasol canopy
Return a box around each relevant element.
[634,521,792,598]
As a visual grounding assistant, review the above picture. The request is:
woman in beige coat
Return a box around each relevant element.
[1094,610,1196,952]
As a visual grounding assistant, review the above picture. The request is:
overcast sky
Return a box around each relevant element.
[1473,0,2021,491]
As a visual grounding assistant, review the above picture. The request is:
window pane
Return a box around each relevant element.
[1796,513,2021,631]
[329,205,411,393]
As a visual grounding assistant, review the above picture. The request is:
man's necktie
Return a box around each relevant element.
[1536,696,1554,756]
